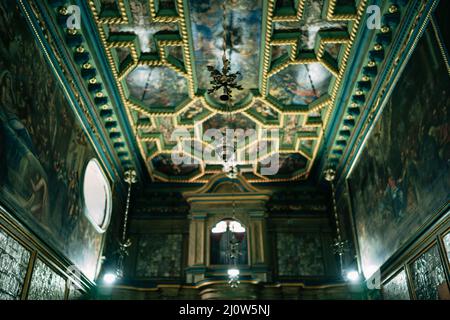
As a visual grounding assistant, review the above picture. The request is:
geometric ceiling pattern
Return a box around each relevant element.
[84,0,367,183]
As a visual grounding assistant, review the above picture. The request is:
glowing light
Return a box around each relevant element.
[212,221,227,234]
[346,270,360,282]
[227,268,240,277]
[229,221,246,233]
[103,273,117,285]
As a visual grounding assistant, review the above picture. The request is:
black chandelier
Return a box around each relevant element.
[207,0,243,102]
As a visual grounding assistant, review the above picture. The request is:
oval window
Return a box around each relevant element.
[83,159,112,233]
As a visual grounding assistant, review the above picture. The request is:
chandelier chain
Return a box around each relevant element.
[122,179,132,242]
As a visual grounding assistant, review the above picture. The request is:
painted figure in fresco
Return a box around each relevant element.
[182,102,203,120]
[383,176,406,221]
[283,116,300,145]
[277,154,306,175]
[255,102,277,119]
[0,71,49,221]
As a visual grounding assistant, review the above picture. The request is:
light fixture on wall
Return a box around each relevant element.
[207,1,243,102]
[103,272,117,285]
[106,169,137,282]
[346,270,360,283]
[324,168,349,279]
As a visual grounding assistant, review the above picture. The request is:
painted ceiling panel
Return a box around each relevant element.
[202,113,257,134]
[189,0,263,103]
[126,66,189,108]
[269,63,332,106]
[108,0,179,53]
[151,153,200,177]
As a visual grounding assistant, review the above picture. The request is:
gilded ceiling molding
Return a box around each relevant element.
[325,1,417,177]
[259,0,276,97]
[22,0,126,181]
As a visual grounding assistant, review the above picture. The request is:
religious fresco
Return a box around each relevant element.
[268,153,308,176]
[348,25,450,279]
[269,63,331,106]
[151,154,200,177]
[268,0,345,107]
[178,100,210,125]
[276,233,325,276]
[255,151,308,179]
[189,0,263,103]
[273,0,346,56]
[410,245,447,300]
[281,115,306,147]
[126,66,189,108]
[135,234,183,278]
[82,0,368,183]
[105,0,187,109]
[139,116,177,146]
[0,0,104,280]
[202,113,256,134]
[108,0,179,53]
[382,269,410,300]
[247,100,280,123]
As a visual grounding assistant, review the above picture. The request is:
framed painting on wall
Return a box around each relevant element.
[347,15,450,279]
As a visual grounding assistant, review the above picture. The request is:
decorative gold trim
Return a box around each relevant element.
[22,0,119,182]
[345,1,432,180]
[20,251,37,300]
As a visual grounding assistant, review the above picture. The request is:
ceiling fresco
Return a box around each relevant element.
[189,0,263,103]
[46,0,370,183]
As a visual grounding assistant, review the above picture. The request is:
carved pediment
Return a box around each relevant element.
[183,174,272,204]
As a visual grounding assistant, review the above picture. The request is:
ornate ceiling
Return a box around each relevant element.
[75,0,368,183]
[41,0,408,184]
